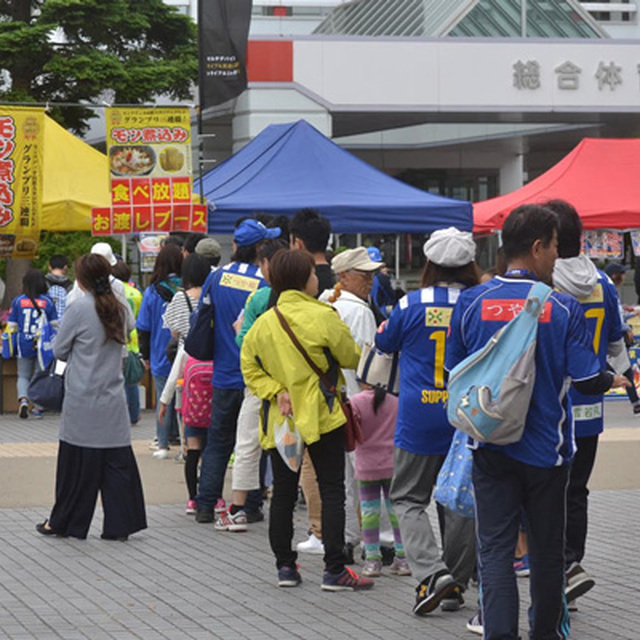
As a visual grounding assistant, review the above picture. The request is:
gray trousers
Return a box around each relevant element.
[390,447,476,586]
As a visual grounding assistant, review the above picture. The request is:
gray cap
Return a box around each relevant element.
[195,237,221,260]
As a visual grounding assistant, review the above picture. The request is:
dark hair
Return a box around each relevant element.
[181,253,211,289]
[49,255,68,270]
[75,254,126,345]
[269,249,315,295]
[420,262,481,289]
[163,235,184,248]
[257,238,289,262]
[23,269,48,316]
[543,199,582,259]
[112,260,131,283]
[373,385,387,414]
[150,244,183,286]
[271,215,289,240]
[232,244,258,264]
[501,204,558,263]
[183,232,207,255]
[290,208,331,254]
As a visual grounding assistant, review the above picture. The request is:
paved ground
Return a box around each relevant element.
[0,402,638,639]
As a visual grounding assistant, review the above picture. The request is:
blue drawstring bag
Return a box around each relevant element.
[434,431,475,518]
[36,320,57,370]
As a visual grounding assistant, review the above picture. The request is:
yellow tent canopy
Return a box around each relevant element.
[41,116,110,231]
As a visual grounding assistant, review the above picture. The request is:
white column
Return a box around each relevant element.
[499,155,524,195]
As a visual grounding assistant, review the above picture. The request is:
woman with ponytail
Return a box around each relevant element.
[7,268,57,419]
[36,253,147,541]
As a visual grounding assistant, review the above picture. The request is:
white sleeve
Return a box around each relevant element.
[160,346,188,405]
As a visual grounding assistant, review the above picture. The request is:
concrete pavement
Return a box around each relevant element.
[0,402,638,638]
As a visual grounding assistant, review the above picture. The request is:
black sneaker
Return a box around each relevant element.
[413,570,457,616]
[245,508,264,523]
[441,585,465,611]
[18,401,29,419]
[195,508,214,524]
[278,565,302,588]
[565,562,595,602]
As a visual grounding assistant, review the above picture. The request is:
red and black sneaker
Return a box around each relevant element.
[321,566,374,592]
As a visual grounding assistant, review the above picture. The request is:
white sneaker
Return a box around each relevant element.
[152,448,170,459]
[296,533,324,555]
[148,438,159,450]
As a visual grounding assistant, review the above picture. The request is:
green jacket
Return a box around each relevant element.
[235,286,272,349]
[241,289,361,449]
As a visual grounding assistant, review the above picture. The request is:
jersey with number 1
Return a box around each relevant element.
[570,270,622,437]
[375,285,460,456]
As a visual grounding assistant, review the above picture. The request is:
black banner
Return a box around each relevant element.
[198,0,253,108]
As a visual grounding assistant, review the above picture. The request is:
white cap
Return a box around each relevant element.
[331,247,383,273]
[91,242,117,266]
[422,227,476,267]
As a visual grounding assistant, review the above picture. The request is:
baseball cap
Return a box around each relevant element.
[423,227,476,268]
[604,262,629,277]
[91,242,117,267]
[195,237,221,260]
[367,247,383,263]
[233,219,281,247]
[331,247,383,273]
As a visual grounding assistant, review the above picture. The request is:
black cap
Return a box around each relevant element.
[604,262,629,277]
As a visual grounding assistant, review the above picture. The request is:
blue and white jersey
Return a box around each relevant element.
[8,294,58,359]
[376,285,462,456]
[569,270,622,438]
[446,276,601,468]
[202,261,266,389]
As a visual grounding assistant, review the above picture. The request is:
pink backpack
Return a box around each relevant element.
[181,356,213,428]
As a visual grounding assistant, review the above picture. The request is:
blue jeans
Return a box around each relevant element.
[196,387,244,511]
[154,375,177,449]
[18,356,39,402]
[473,448,570,640]
[124,384,140,425]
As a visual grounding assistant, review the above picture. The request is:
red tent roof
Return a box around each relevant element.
[474,138,640,232]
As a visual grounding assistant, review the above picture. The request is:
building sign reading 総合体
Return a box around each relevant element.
[0,107,44,258]
[92,107,206,236]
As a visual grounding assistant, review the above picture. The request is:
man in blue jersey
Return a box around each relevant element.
[195,219,280,525]
[547,199,626,609]
[446,205,627,640]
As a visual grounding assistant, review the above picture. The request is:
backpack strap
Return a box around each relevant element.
[525,282,553,319]
[183,289,194,313]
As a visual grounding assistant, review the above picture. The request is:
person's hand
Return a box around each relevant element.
[611,374,632,389]
[232,316,243,336]
[277,391,293,418]
[158,402,167,422]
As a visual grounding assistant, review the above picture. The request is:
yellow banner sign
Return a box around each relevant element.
[0,107,44,257]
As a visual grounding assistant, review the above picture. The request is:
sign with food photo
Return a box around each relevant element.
[95,107,206,235]
[0,106,44,257]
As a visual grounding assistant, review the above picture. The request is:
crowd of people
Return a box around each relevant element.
[5,200,637,639]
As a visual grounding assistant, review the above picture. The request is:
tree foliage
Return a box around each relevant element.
[0,0,198,133]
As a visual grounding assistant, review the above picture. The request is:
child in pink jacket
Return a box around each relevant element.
[351,385,410,577]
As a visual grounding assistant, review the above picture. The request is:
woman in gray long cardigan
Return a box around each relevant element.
[36,253,147,540]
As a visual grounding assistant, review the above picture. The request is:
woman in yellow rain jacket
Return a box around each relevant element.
[241,249,374,592]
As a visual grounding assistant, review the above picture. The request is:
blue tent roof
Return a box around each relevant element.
[199,120,472,234]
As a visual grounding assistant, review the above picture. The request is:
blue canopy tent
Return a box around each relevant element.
[198,120,472,234]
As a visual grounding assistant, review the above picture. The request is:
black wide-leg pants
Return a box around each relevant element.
[49,441,147,540]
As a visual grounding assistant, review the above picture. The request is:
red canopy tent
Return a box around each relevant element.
[474,138,640,232]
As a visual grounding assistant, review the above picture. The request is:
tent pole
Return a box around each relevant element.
[121,235,126,262]
[357,233,362,246]
[395,235,400,282]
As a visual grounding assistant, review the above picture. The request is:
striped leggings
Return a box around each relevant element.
[358,478,405,561]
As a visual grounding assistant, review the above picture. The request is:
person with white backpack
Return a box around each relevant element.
[446,204,628,640]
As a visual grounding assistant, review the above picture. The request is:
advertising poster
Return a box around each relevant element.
[0,107,44,257]
[581,230,623,260]
[92,107,206,235]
